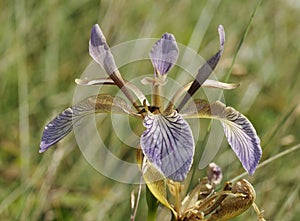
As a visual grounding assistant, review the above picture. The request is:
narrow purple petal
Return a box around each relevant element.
[150,33,179,76]
[39,95,134,153]
[181,100,262,175]
[140,112,194,182]
[89,24,118,75]
[177,25,225,112]
[39,97,101,153]
[39,107,74,153]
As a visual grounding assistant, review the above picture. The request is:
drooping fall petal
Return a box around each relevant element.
[40,95,140,153]
[150,33,179,76]
[220,104,261,175]
[181,99,262,175]
[140,111,194,182]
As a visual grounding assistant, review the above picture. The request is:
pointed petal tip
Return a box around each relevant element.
[176,25,227,111]
[218,25,225,47]
[90,24,105,47]
[231,132,262,176]
[89,24,118,76]
[93,24,100,29]
[75,78,84,85]
[248,166,257,176]
[39,141,50,153]
[218,25,224,34]
[246,145,262,175]
[202,79,240,90]
[39,148,46,154]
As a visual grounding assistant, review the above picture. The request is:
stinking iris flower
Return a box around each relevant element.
[40,24,262,182]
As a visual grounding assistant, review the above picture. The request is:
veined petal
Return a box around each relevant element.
[150,33,179,76]
[140,111,194,182]
[89,24,118,76]
[40,95,141,153]
[177,25,225,111]
[221,105,261,175]
[181,100,262,175]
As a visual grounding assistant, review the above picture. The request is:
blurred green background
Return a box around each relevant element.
[1,0,300,220]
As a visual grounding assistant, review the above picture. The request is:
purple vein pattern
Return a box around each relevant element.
[150,33,179,76]
[221,106,261,175]
[140,111,194,182]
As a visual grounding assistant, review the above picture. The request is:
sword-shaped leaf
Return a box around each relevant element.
[181,100,262,175]
[177,25,225,112]
[40,94,140,153]
[140,111,195,182]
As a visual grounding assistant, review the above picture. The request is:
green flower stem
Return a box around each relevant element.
[152,84,163,113]
[174,182,181,218]
[146,186,158,221]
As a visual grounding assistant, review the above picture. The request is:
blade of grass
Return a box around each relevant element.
[146,186,159,221]
[223,0,263,82]
[15,0,30,184]
[261,104,297,149]
[188,0,263,191]
[0,153,48,214]
[273,183,299,221]
[230,142,300,183]
[30,147,69,221]
[176,0,221,84]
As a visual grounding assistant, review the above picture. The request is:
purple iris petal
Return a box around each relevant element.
[140,112,194,182]
[89,24,118,75]
[39,94,133,153]
[220,105,262,175]
[177,25,225,112]
[39,107,75,153]
[39,96,101,153]
[150,33,179,76]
